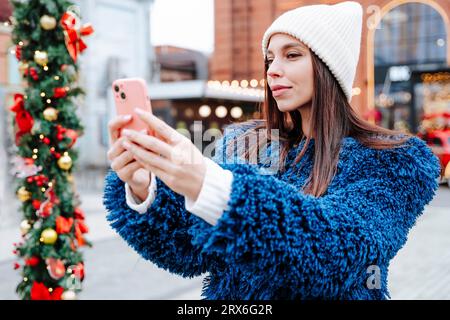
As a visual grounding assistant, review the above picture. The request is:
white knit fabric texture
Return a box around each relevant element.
[261,1,363,102]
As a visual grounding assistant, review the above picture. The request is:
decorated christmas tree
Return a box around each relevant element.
[8,0,93,300]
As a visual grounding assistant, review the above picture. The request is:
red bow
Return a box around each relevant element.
[56,216,74,234]
[75,220,89,247]
[9,94,34,145]
[30,281,63,300]
[60,11,94,62]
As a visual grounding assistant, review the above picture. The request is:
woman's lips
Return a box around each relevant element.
[272,87,291,97]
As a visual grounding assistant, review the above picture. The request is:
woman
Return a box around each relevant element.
[103,1,441,299]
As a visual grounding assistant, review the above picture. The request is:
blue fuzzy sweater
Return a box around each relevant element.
[103,124,441,300]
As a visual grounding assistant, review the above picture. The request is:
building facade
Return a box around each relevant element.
[210,0,450,133]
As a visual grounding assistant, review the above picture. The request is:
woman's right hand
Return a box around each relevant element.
[107,115,151,201]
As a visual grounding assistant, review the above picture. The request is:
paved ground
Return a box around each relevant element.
[0,184,449,300]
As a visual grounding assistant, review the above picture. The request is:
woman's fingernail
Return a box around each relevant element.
[122,129,131,136]
[123,114,132,120]
[134,108,143,114]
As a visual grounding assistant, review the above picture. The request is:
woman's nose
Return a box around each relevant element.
[267,60,283,78]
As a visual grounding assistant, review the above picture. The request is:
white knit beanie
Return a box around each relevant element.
[261,1,363,102]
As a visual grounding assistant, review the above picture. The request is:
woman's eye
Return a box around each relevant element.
[266,59,273,65]
[287,53,300,58]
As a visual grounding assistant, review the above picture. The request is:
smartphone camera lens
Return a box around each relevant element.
[120,92,126,99]
[114,85,119,92]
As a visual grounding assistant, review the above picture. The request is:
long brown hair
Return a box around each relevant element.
[225,49,414,197]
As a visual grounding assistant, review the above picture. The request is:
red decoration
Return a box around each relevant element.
[27,177,33,183]
[37,186,59,218]
[32,199,41,210]
[73,208,89,247]
[24,67,38,80]
[60,11,94,63]
[56,216,74,234]
[74,207,85,220]
[43,137,50,145]
[30,281,63,300]
[53,87,67,98]
[25,256,40,267]
[72,262,85,280]
[38,201,53,218]
[9,94,34,143]
[56,124,66,141]
[65,129,78,147]
[45,258,66,280]
[15,45,21,61]
[14,263,20,270]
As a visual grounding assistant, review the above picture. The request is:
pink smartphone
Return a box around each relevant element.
[112,78,154,136]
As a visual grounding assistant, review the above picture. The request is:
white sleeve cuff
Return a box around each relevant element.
[185,157,233,226]
[125,172,157,214]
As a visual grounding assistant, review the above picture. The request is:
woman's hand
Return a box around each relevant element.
[120,109,206,201]
[107,115,151,201]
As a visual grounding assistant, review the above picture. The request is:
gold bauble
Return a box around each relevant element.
[43,107,58,121]
[34,50,48,66]
[61,290,77,300]
[58,154,72,171]
[40,228,58,245]
[17,186,31,202]
[18,61,29,75]
[20,220,32,235]
[40,15,57,30]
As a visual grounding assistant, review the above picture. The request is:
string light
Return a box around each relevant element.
[240,80,249,88]
[48,182,53,187]
[40,92,46,97]
[23,277,28,282]
[18,41,24,46]
[54,76,60,80]
[32,155,37,159]
[39,134,44,139]
[41,187,46,192]
[33,149,38,153]
[43,66,49,71]
[250,79,259,88]
[46,99,51,104]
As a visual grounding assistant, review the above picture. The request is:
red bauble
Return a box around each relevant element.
[27,177,33,183]
[32,199,41,210]
[54,152,61,159]
[53,87,68,98]
[25,256,40,267]
[57,133,64,141]
[24,67,38,81]
[65,129,78,147]
[43,137,50,145]
[13,263,20,270]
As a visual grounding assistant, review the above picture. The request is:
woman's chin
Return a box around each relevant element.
[276,102,296,112]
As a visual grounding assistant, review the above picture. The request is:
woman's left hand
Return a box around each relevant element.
[121,109,206,201]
